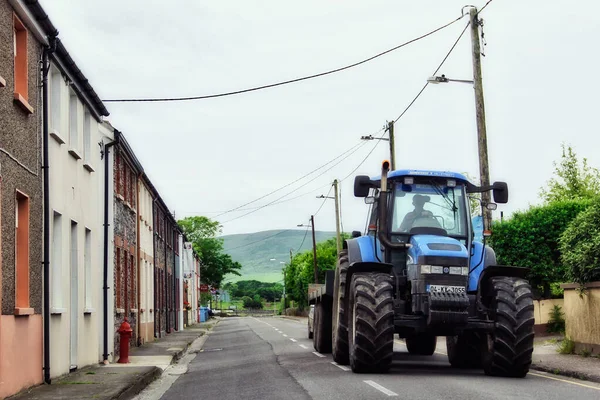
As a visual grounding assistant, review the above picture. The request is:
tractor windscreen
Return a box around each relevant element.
[391,181,468,237]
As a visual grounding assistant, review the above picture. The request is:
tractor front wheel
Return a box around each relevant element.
[348,273,394,373]
[483,276,535,377]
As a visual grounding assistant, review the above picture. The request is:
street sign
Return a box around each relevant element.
[199,284,209,292]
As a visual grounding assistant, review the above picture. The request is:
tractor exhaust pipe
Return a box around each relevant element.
[378,160,410,250]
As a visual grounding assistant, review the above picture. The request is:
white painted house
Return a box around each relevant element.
[47,41,112,375]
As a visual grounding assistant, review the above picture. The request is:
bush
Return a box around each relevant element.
[490,199,592,297]
[546,305,565,334]
[559,199,600,285]
[558,337,575,354]
[241,295,263,309]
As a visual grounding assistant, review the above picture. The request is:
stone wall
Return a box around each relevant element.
[562,282,600,355]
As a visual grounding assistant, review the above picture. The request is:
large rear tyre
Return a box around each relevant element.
[406,334,437,356]
[348,273,394,373]
[446,332,482,368]
[332,251,350,365]
[483,277,535,378]
[314,302,332,353]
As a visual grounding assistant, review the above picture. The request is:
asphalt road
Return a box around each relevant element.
[160,317,600,399]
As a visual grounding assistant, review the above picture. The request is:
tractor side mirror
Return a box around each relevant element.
[351,230,362,238]
[354,175,372,197]
[492,182,508,204]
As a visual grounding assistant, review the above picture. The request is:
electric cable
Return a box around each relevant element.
[103,14,467,103]
[314,184,334,217]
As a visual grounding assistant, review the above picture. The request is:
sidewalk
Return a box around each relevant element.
[9,320,218,400]
[531,336,600,383]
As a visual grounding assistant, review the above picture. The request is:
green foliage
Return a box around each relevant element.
[178,216,242,288]
[489,199,592,297]
[559,199,600,285]
[579,348,592,358]
[546,305,565,334]
[225,280,283,302]
[283,235,348,308]
[540,144,600,203]
[241,295,263,309]
[558,337,575,355]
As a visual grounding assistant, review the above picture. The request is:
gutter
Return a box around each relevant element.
[102,134,118,361]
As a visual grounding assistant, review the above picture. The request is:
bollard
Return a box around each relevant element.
[117,318,133,364]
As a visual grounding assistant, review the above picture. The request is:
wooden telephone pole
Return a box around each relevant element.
[333,180,342,257]
[470,7,492,230]
[310,215,318,284]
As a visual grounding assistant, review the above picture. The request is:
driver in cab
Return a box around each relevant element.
[399,194,434,232]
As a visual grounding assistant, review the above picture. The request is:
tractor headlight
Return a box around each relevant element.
[420,265,431,274]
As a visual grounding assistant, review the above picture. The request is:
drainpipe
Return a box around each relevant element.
[42,35,57,385]
[136,174,141,345]
[152,198,157,337]
[164,217,169,333]
[102,134,118,361]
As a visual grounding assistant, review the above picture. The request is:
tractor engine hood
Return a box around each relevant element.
[407,235,469,267]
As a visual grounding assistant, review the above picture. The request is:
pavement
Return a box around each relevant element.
[8,321,218,400]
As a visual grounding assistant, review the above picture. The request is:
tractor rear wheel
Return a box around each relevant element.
[406,334,437,356]
[446,332,482,368]
[483,277,535,378]
[348,273,394,373]
[314,302,332,353]
[332,251,350,365]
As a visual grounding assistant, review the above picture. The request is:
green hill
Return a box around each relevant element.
[221,229,336,283]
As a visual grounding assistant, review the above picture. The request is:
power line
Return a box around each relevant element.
[102,14,466,103]
[215,141,364,218]
[314,184,334,217]
[221,140,369,224]
[393,20,470,123]
[295,225,311,254]
[340,129,387,182]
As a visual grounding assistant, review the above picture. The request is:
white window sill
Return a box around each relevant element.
[50,307,67,315]
[50,129,66,145]
[83,162,95,172]
[130,308,138,313]
[0,75,6,87]
[116,308,125,315]
[83,308,95,314]
[68,148,82,160]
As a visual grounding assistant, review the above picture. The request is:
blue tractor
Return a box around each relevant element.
[309,161,535,377]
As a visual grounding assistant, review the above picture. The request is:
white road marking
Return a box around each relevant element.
[290,338,297,342]
[283,334,288,337]
[331,362,350,371]
[312,351,326,358]
[364,380,398,397]
[529,372,600,391]
[299,344,308,349]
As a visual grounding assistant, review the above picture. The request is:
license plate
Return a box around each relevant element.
[427,285,466,294]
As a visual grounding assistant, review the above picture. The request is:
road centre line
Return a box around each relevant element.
[312,351,326,358]
[290,338,297,342]
[364,380,398,397]
[283,334,288,337]
[331,362,350,371]
[299,344,308,349]
[529,372,600,391]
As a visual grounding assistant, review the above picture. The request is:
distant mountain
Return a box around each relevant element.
[221,229,336,283]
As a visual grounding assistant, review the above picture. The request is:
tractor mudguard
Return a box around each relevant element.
[344,262,393,306]
[345,236,382,265]
[476,265,529,308]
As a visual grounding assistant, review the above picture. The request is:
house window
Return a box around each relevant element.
[84,228,91,309]
[69,92,81,157]
[15,191,30,310]
[50,67,63,137]
[83,111,91,164]
[51,211,63,309]
[124,163,129,203]
[116,247,122,309]
[13,15,28,102]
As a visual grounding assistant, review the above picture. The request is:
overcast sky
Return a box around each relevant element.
[39,0,600,237]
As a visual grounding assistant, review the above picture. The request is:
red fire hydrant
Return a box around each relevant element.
[117,318,133,364]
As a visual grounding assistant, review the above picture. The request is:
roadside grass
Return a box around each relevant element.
[558,337,576,354]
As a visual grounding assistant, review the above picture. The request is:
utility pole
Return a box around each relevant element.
[333,180,342,257]
[470,7,492,231]
[387,121,396,170]
[310,215,318,284]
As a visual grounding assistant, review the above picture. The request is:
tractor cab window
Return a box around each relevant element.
[392,180,468,237]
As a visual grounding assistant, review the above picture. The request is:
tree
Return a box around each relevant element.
[560,199,600,285]
[178,216,242,288]
[489,199,591,297]
[540,144,600,203]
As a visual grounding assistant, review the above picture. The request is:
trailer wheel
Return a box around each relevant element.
[406,334,436,356]
[348,273,394,373]
[332,251,350,365]
[446,332,482,368]
[314,302,332,353]
[483,277,535,378]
